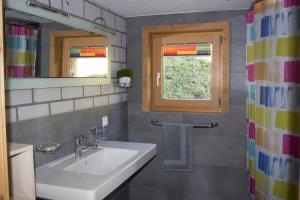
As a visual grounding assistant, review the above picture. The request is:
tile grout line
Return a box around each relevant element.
[73,99,75,111]
[82,85,85,97]
[5,91,126,109]
[16,107,19,122]
[31,88,34,104]
[83,0,86,19]
[111,44,126,50]
[12,101,126,124]
[48,103,51,116]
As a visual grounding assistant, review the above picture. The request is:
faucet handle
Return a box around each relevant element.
[90,127,98,135]
[74,135,87,145]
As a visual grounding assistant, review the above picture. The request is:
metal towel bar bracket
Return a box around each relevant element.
[151,119,218,128]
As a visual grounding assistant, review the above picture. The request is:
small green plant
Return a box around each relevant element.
[117,69,134,79]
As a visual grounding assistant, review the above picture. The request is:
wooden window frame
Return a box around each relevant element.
[142,22,230,114]
[49,30,101,77]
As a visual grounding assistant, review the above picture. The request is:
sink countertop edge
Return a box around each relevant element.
[36,141,157,200]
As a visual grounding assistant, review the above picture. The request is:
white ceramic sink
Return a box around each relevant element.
[36,141,156,200]
[64,147,138,175]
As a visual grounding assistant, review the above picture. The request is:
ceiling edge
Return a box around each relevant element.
[124,8,250,18]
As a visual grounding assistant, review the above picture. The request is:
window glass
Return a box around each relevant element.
[162,43,212,100]
[69,46,108,77]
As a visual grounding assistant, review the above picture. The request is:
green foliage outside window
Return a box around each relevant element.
[163,56,212,100]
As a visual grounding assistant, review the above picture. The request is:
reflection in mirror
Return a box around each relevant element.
[4,9,109,78]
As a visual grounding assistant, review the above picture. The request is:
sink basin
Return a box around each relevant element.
[64,147,138,175]
[36,141,156,200]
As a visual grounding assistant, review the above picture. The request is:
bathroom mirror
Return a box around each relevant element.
[5,10,109,78]
[5,0,112,89]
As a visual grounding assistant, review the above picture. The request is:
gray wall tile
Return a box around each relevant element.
[127,10,247,200]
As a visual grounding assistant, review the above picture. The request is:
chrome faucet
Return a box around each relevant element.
[74,135,97,160]
[89,126,108,143]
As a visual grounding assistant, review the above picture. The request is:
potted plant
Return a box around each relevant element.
[117,69,134,87]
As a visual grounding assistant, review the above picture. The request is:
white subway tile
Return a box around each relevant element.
[37,0,48,4]
[111,32,122,46]
[33,88,61,103]
[114,86,126,93]
[37,0,61,8]
[116,16,126,32]
[109,46,115,62]
[69,0,84,17]
[62,0,71,13]
[101,84,114,94]
[50,100,74,115]
[111,63,122,77]
[94,96,108,107]
[51,0,63,9]
[121,34,127,48]
[6,108,17,123]
[114,47,126,62]
[109,94,121,104]
[18,104,49,121]
[6,90,32,106]
[121,93,127,102]
[84,85,101,96]
[84,1,101,21]
[102,10,115,29]
[62,86,83,99]
[75,98,93,111]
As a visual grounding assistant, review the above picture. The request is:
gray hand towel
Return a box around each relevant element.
[163,123,192,171]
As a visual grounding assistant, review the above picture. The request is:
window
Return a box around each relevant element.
[142,22,229,113]
[63,37,108,77]
[68,46,108,77]
[49,30,109,78]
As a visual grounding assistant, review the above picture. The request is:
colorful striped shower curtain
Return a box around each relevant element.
[246,0,300,199]
[5,24,38,78]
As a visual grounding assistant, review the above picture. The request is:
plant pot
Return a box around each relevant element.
[119,77,131,87]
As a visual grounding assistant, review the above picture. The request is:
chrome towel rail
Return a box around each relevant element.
[151,119,218,129]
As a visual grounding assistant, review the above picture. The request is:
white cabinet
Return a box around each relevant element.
[9,143,36,200]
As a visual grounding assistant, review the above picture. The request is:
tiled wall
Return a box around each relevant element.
[127,10,248,200]
[6,86,127,123]
[5,0,127,123]
[5,2,129,200]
